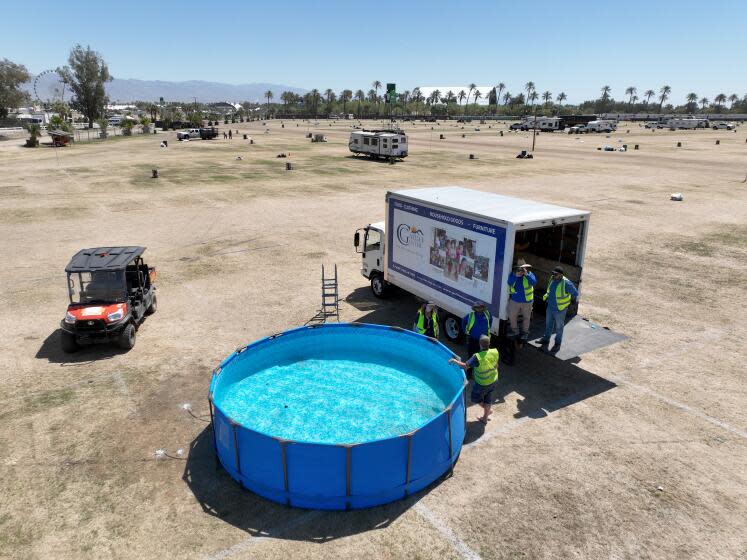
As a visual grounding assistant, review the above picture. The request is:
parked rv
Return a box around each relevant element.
[668,118,709,130]
[349,129,408,159]
[353,187,592,343]
[585,120,617,133]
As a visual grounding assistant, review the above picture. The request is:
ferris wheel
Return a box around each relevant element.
[33,69,67,104]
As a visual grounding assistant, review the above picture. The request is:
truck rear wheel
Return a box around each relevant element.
[60,332,79,353]
[146,294,157,315]
[443,315,462,342]
[370,274,388,298]
[118,323,136,350]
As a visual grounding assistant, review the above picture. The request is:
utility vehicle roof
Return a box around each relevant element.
[389,187,589,227]
[65,247,146,273]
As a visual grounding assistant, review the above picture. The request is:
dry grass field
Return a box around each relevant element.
[0,118,745,560]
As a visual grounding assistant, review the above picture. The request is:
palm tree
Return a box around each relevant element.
[542,90,552,107]
[625,86,637,107]
[658,85,671,110]
[714,93,727,111]
[367,89,377,103]
[466,83,476,114]
[324,88,335,114]
[445,90,455,104]
[355,89,365,116]
[556,92,567,107]
[528,91,539,114]
[340,89,352,115]
[430,89,441,105]
[495,82,506,104]
[458,90,467,109]
[524,81,535,98]
[264,90,273,115]
[600,85,612,110]
[502,91,511,106]
[700,97,709,110]
[411,87,422,114]
[473,90,482,106]
[401,90,410,112]
[310,89,320,118]
[643,89,655,106]
[728,93,739,109]
[372,81,382,114]
[686,92,698,112]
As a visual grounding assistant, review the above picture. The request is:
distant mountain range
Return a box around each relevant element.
[24,76,306,103]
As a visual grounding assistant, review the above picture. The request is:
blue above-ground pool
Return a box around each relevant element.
[209,323,467,510]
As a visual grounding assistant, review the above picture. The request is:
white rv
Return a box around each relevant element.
[585,120,617,133]
[668,118,709,130]
[349,129,408,159]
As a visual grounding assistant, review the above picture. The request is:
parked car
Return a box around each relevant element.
[176,127,219,140]
[509,122,524,130]
[644,122,658,129]
[567,124,587,134]
[712,122,735,130]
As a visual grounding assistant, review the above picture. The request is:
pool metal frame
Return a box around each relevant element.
[209,323,468,510]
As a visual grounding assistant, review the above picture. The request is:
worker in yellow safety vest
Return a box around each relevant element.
[462,301,492,364]
[414,302,439,339]
[449,335,499,424]
[507,259,537,343]
[539,266,578,353]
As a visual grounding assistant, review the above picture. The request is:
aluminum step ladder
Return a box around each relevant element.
[320,264,340,322]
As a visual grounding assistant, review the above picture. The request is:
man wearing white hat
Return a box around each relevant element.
[506,259,537,342]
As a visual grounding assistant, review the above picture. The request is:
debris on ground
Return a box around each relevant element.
[671,193,684,201]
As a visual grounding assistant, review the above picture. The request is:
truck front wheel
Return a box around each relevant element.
[443,315,462,342]
[118,323,136,350]
[370,274,388,298]
[60,332,79,353]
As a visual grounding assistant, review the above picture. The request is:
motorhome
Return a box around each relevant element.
[667,118,709,130]
[514,116,563,131]
[585,120,617,133]
[349,129,408,159]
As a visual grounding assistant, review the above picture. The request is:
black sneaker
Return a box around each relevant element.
[538,338,550,345]
[550,343,561,353]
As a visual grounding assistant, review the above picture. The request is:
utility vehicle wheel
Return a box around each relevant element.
[370,274,387,298]
[712,126,718,130]
[118,323,136,350]
[61,332,79,353]
[146,294,157,315]
[443,315,462,342]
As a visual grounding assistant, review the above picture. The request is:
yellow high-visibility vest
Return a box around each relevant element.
[543,277,571,311]
[416,309,439,337]
[465,310,491,335]
[473,348,499,385]
[509,276,534,302]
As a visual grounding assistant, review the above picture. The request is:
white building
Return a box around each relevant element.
[416,86,494,105]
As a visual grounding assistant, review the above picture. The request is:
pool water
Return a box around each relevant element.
[218,358,454,444]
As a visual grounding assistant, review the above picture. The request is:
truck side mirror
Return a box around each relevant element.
[353,231,360,247]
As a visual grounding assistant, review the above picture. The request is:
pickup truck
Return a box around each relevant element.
[176,127,219,141]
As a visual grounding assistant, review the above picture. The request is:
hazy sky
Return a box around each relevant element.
[3,0,746,104]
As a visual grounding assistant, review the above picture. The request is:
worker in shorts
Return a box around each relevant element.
[449,335,499,424]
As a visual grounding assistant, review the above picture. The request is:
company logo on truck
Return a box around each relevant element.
[396,224,424,248]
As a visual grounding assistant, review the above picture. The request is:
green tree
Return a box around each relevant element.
[728,93,738,109]
[58,45,112,128]
[264,90,273,115]
[524,81,535,100]
[24,122,41,147]
[340,89,352,115]
[354,89,365,116]
[658,85,671,110]
[495,82,505,104]
[457,90,466,110]
[556,92,567,107]
[643,89,655,106]
[502,91,511,106]
[699,97,709,110]
[372,81,382,114]
[625,86,637,108]
[542,90,552,106]
[0,58,31,118]
[466,83,476,114]
[714,93,727,110]
[685,92,698,112]
[473,90,482,106]
[600,85,612,110]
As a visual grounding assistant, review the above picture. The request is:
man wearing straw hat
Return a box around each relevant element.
[506,259,537,344]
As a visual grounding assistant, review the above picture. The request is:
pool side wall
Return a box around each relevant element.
[209,323,467,511]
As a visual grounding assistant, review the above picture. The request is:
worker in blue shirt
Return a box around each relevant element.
[539,266,578,352]
[506,260,536,342]
[462,302,492,369]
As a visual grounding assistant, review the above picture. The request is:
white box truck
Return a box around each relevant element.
[354,186,591,342]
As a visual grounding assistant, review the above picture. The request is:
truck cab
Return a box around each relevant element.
[354,222,386,296]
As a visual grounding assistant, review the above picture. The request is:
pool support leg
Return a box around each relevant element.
[404,434,413,498]
[446,406,454,476]
[231,422,241,475]
[345,445,352,511]
[208,398,217,458]
[280,440,290,507]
